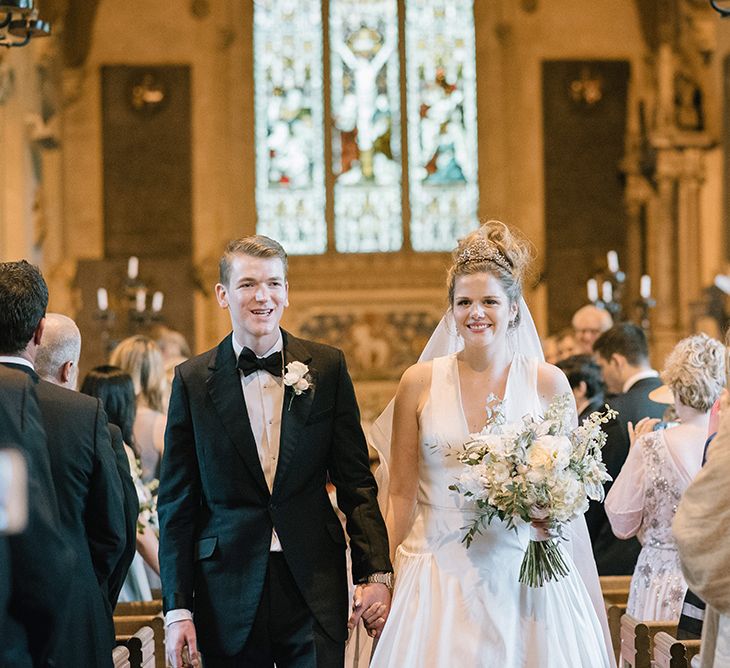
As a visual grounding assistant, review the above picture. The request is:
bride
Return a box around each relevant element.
[368,221,614,667]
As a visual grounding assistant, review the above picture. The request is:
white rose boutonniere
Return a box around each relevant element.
[283,361,312,409]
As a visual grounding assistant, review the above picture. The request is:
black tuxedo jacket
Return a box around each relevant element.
[0,366,74,668]
[158,331,391,657]
[586,375,665,575]
[3,363,127,668]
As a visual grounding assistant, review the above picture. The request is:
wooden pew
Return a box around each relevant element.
[652,631,702,668]
[115,599,163,617]
[619,614,677,668]
[608,603,628,663]
[112,645,131,668]
[114,613,165,668]
[117,625,155,668]
[601,575,632,606]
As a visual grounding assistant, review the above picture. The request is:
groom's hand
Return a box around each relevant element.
[166,619,200,668]
[348,583,391,639]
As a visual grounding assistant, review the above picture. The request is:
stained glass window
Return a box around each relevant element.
[330,0,402,252]
[253,1,327,254]
[405,0,479,251]
[253,1,479,255]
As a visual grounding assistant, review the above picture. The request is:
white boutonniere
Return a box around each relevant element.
[283,361,312,410]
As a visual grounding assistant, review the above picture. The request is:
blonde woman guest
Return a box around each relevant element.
[110,335,168,482]
[606,333,725,622]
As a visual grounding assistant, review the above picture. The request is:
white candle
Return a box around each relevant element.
[97,287,108,312]
[127,256,139,280]
[135,289,146,313]
[640,275,652,299]
[607,250,619,273]
[587,279,598,303]
[602,280,613,303]
[151,291,164,313]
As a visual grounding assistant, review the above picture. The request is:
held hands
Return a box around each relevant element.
[628,417,661,446]
[348,582,392,639]
[166,619,201,668]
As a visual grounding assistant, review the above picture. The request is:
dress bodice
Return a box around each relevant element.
[417,352,542,509]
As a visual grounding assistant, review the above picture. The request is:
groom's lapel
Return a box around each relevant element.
[206,334,270,497]
[273,331,317,495]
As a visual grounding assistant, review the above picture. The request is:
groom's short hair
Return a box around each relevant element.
[219,235,288,286]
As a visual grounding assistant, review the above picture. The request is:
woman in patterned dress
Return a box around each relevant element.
[605,333,725,621]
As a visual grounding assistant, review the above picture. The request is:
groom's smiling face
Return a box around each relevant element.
[215,253,289,350]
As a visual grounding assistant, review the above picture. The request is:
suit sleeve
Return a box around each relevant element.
[327,350,392,582]
[157,366,201,614]
[5,375,75,666]
[84,400,127,594]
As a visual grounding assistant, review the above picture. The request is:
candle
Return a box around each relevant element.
[127,256,139,280]
[135,289,146,313]
[587,279,598,303]
[607,250,619,274]
[97,288,108,312]
[640,275,651,299]
[602,280,613,303]
[151,291,164,313]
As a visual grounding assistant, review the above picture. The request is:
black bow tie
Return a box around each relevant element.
[237,348,283,377]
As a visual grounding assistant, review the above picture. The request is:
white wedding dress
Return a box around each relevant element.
[370,352,612,668]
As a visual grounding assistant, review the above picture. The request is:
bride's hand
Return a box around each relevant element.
[348,583,392,639]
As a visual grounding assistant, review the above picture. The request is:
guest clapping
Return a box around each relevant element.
[605,333,725,621]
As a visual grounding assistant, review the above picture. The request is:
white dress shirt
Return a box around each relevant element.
[0,356,35,370]
[166,335,286,627]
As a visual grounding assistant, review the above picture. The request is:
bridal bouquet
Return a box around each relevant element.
[449,394,615,587]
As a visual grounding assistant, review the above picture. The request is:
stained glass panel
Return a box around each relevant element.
[406,0,479,251]
[253,1,327,254]
[330,0,402,252]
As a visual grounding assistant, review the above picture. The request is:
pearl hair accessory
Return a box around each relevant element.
[455,236,512,273]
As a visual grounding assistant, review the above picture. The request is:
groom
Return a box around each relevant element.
[159,236,393,667]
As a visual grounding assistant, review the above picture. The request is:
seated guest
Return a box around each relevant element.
[81,366,160,602]
[589,323,666,575]
[556,327,578,362]
[110,335,168,482]
[557,354,605,422]
[606,333,725,622]
[571,304,613,354]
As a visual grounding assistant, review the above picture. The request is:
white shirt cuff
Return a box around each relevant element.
[165,609,193,627]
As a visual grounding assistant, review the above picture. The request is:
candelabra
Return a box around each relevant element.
[585,250,655,334]
[94,256,165,355]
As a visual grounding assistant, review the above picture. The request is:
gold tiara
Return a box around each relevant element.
[455,237,512,272]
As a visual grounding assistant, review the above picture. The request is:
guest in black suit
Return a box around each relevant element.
[556,354,606,423]
[36,314,138,608]
[0,261,128,667]
[0,365,74,668]
[589,323,665,575]
[158,236,392,668]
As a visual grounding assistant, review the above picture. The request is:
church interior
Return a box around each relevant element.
[1,0,729,419]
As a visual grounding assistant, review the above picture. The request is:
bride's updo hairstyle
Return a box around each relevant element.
[447,220,534,328]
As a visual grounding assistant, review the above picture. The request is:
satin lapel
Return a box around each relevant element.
[206,335,270,497]
[273,333,316,495]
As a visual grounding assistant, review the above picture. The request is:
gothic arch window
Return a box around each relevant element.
[253,0,478,255]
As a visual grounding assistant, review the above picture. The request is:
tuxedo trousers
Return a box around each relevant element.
[203,553,345,668]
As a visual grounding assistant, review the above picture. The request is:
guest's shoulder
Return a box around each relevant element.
[37,379,99,412]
